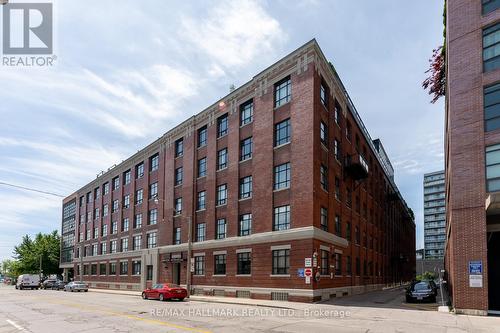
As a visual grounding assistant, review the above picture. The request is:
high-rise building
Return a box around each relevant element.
[423,171,445,259]
[445,0,500,315]
[60,40,415,302]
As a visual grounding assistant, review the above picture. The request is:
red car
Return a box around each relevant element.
[142,283,187,301]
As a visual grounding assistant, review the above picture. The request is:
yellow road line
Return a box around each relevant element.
[32,296,212,333]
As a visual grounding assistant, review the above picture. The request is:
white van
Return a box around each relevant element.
[15,274,40,290]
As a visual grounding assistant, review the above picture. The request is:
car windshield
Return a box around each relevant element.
[167,283,181,288]
[413,282,430,291]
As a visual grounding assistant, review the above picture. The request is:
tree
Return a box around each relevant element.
[12,231,61,276]
[0,259,22,277]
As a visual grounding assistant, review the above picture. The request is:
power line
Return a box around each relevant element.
[0,181,65,198]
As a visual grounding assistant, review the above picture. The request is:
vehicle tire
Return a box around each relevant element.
[70,289,74,292]
[84,290,88,292]
[179,298,185,302]
[159,293,165,302]
[430,296,436,303]
[142,292,148,300]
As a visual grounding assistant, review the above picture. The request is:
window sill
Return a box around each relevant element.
[174,154,183,159]
[216,167,228,173]
[269,274,290,277]
[213,274,226,277]
[274,142,290,150]
[236,274,251,277]
[197,144,207,150]
[239,157,252,164]
[273,187,290,193]
[321,143,328,151]
[217,133,228,140]
[239,196,252,202]
[215,203,227,208]
[196,209,206,213]
[173,213,182,217]
[174,184,182,188]
[197,176,207,180]
[274,100,291,110]
[193,274,205,277]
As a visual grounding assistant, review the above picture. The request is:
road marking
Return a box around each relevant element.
[32,296,212,333]
[6,319,26,331]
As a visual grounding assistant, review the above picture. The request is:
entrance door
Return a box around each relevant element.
[488,231,500,311]
[172,263,181,285]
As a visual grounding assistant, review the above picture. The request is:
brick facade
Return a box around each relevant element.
[61,40,415,302]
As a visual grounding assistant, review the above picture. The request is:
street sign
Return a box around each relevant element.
[305,276,311,284]
[469,261,482,275]
[470,275,483,288]
[297,268,305,278]
[190,259,195,273]
[313,257,318,267]
[305,258,312,268]
[304,268,312,277]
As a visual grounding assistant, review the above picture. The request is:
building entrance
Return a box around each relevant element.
[488,231,500,312]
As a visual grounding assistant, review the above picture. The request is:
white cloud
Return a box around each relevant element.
[180,0,286,69]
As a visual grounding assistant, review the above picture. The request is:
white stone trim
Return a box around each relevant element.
[193,252,205,257]
[270,244,291,251]
[213,250,227,255]
[335,249,343,254]
[320,245,330,251]
[235,248,252,254]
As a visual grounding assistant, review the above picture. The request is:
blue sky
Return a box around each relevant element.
[0,0,445,262]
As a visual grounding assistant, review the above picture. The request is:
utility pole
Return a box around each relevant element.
[186,216,192,298]
[39,254,43,281]
[79,244,83,281]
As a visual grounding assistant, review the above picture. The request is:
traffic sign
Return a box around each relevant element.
[304,268,312,277]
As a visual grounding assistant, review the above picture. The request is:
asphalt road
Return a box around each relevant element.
[0,284,497,333]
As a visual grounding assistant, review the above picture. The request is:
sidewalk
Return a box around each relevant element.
[88,288,309,310]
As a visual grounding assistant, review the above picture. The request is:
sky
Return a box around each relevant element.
[0,0,445,263]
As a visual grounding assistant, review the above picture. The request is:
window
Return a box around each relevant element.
[111,221,118,234]
[198,126,207,147]
[86,229,91,240]
[346,256,352,275]
[216,218,226,239]
[112,199,119,212]
[149,182,158,199]
[79,196,84,206]
[356,257,360,276]
[486,143,500,191]
[346,122,352,141]
[217,114,228,137]
[346,222,351,241]
[320,164,328,191]
[355,226,360,245]
[272,249,289,275]
[121,238,128,252]
[197,191,206,210]
[92,244,97,256]
[335,253,342,275]
[217,148,228,170]
[100,242,107,255]
[147,232,157,248]
[91,264,97,275]
[320,207,328,231]
[103,182,109,195]
[103,204,108,216]
[346,187,352,207]
[214,254,226,275]
[334,102,342,126]
[320,81,328,107]
[133,235,142,250]
[150,153,159,172]
[335,177,341,200]
[194,256,205,275]
[216,184,227,206]
[273,205,290,231]
[86,192,92,203]
[113,176,120,190]
[175,197,182,215]
[123,194,130,209]
[110,240,117,253]
[274,119,291,146]
[240,137,253,161]
[94,187,100,200]
[320,250,329,275]
[274,163,290,190]
[483,0,500,15]
[237,252,251,275]
[135,189,143,205]
[484,23,500,72]
[136,162,144,179]
[198,157,207,177]
[94,207,100,219]
[485,83,500,131]
[239,176,252,199]
[239,213,252,236]
[320,121,328,146]
[134,214,142,229]
[122,218,129,232]
[335,215,341,237]
[123,169,131,185]
[175,167,183,186]
[334,139,341,161]
[196,223,206,242]
[109,262,117,275]
[83,264,89,275]
[175,138,183,157]
[174,227,181,245]
[132,261,141,275]
[102,224,108,237]
[146,265,153,280]
[240,100,253,126]
[274,77,291,108]
[99,263,106,275]
[149,208,158,225]
[120,261,128,275]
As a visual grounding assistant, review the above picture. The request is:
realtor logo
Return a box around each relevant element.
[2,2,53,54]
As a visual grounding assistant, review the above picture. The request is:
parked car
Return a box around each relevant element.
[64,281,88,292]
[406,281,437,303]
[423,279,439,296]
[52,280,66,290]
[142,283,187,301]
[15,274,40,290]
[41,279,57,289]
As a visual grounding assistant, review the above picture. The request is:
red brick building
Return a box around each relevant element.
[445,0,500,315]
[60,40,415,302]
